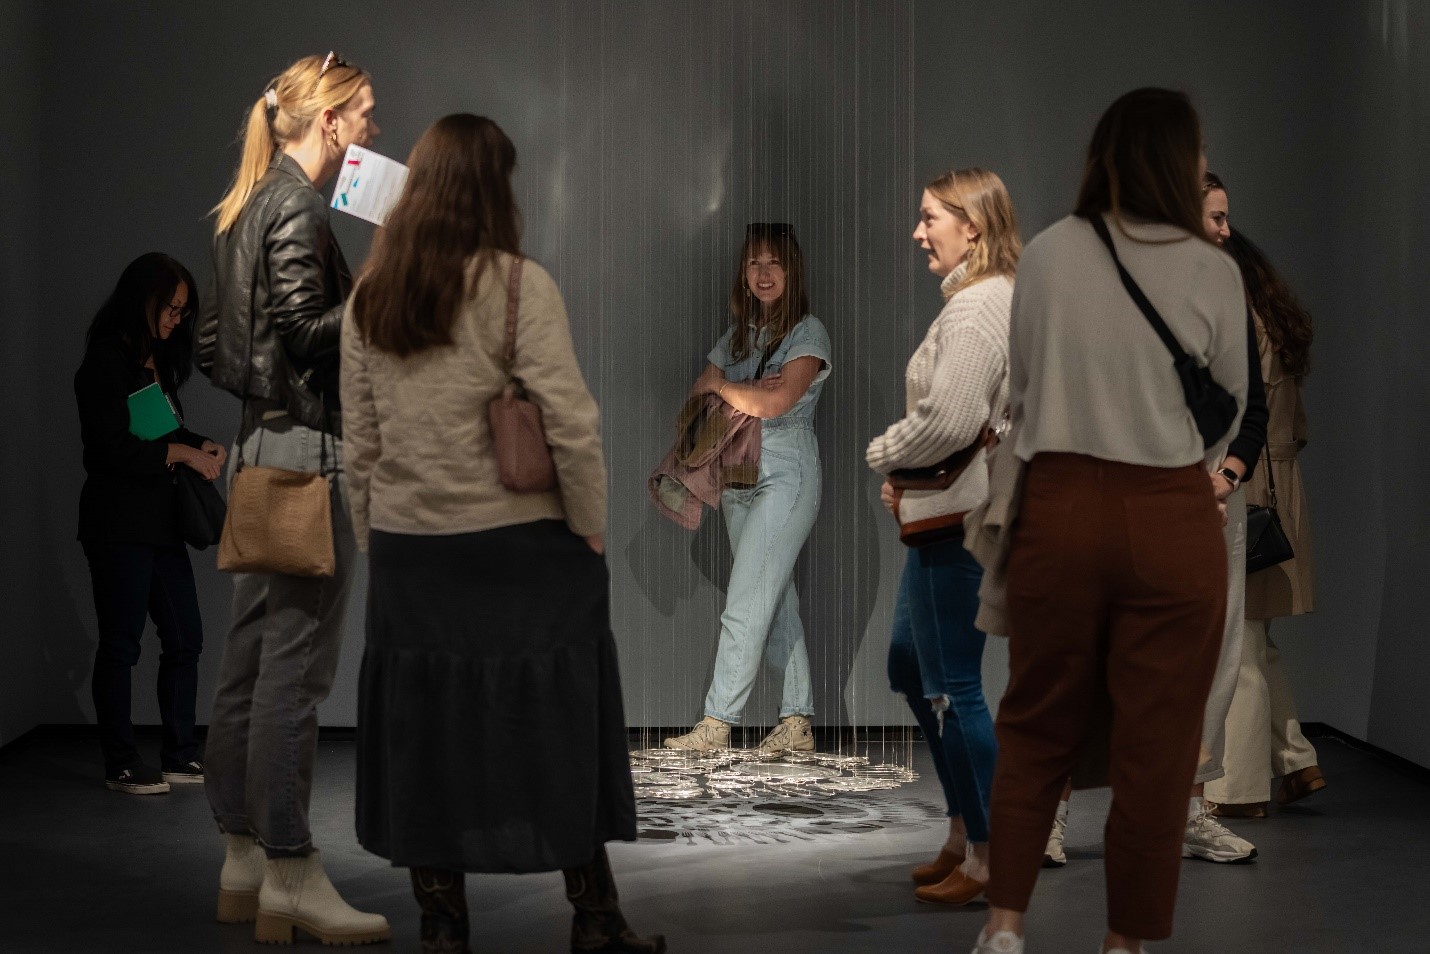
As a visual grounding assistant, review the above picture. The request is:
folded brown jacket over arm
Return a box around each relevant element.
[648,395,761,530]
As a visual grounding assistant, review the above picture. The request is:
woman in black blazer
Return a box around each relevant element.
[75,252,224,794]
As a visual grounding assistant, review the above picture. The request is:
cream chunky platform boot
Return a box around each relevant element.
[217,834,267,924]
[253,850,392,946]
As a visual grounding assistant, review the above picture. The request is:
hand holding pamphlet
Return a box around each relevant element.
[127,382,180,440]
[330,144,409,227]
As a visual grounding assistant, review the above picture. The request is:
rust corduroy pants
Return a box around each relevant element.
[987,453,1227,940]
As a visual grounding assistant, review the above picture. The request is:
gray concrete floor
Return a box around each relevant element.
[1,729,1426,953]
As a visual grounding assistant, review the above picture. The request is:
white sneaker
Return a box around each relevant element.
[254,849,392,945]
[663,716,730,752]
[1183,804,1258,864]
[972,927,1025,953]
[216,834,266,924]
[756,715,815,754]
[1043,802,1069,868]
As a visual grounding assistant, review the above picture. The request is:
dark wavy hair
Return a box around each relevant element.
[353,114,521,357]
[1075,88,1207,242]
[85,252,197,394]
[1223,229,1313,379]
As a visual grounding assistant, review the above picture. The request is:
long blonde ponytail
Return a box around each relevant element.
[212,53,369,234]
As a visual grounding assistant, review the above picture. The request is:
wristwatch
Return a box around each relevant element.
[1215,467,1241,489]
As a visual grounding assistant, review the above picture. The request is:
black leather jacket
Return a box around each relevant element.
[195,153,351,435]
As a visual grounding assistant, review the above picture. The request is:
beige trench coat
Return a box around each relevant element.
[1244,317,1316,618]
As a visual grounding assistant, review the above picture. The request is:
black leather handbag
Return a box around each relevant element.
[175,465,227,550]
[1087,214,1241,449]
[1245,444,1294,574]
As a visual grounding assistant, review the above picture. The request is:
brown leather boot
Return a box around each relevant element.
[563,847,666,953]
[911,846,965,885]
[913,866,987,905]
[1277,765,1327,805]
[1207,800,1268,819]
[410,867,469,954]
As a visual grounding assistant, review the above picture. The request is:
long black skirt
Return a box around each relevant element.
[355,520,637,873]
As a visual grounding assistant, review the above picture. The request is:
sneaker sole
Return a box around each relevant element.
[105,780,170,794]
[254,910,392,946]
[1182,844,1258,864]
[162,773,205,784]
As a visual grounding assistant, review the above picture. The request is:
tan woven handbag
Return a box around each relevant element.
[488,256,558,493]
[215,253,337,578]
[217,459,335,577]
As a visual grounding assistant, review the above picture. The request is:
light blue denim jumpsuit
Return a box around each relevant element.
[702,315,832,724]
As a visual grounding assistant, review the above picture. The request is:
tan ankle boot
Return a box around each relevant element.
[254,849,392,945]
[217,834,266,924]
[756,715,815,754]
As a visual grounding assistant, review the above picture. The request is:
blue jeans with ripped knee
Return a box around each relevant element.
[887,537,997,842]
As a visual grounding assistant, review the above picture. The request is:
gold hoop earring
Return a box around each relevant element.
[329,129,339,149]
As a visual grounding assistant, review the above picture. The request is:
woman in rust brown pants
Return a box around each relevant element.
[971,88,1250,954]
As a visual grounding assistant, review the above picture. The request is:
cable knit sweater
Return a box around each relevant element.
[866,264,1013,528]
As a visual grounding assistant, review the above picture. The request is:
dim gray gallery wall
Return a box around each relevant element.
[5,1,1427,765]
[0,2,56,747]
[1340,2,1430,769]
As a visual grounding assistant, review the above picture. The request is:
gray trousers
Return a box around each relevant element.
[204,417,357,856]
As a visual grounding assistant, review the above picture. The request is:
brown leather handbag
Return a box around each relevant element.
[488,256,558,493]
[887,426,996,490]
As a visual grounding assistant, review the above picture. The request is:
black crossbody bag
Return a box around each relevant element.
[1245,441,1295,573]
[1087,214,1240,449]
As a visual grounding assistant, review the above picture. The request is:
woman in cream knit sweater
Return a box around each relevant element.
[866,168,1020,906]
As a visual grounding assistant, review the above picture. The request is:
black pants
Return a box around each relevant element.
[82,541,204,773]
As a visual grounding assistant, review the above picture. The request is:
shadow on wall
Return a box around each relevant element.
[37,535,98,727]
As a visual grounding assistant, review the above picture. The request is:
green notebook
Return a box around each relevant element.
[127,382,181,440]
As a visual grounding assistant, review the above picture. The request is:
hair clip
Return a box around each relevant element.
[264,88,278,110]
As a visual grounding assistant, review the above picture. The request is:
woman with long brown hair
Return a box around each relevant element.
[866,168,1020,905]
[1204,225,1322,817]
[972,88,1248,954]
[663,223,832,754]
[197,51,388,946]
[343,114,662,954]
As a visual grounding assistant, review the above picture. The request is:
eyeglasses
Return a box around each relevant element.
[310,51,352,98]
[162,300,193,320]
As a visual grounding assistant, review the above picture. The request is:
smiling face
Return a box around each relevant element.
[1202,187,1230,246]
[745,243,786,312]
[913,188,979,278]
[150,281,190,340]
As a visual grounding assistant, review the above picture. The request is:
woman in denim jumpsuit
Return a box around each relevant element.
[664,223,832,755]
